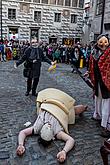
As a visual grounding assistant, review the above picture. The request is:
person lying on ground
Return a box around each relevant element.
[16,88,88,163]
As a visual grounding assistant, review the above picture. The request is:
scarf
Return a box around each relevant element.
[29,47,40,61]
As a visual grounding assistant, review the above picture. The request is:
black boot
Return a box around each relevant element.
[32,78,39,97]
[25,78,32,96]
[100,129,110,138]
[25,91,30,96]
[32,91,38,97]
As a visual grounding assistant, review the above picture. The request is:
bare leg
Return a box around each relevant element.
[74,105,88,115]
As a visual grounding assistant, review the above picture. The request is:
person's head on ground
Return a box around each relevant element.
[38,122,54,147]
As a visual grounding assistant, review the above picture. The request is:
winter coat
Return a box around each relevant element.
[16,46,51,78]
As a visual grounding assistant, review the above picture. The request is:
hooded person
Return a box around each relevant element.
[16,88,87,163]
[84,33,110,137]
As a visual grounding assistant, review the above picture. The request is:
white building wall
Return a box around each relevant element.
[1,0,84,43]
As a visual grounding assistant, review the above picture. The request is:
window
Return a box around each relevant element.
[104,23,110,30]
[57,0,63,5]
[54,13,61,22]
[94,34,100,41]
[33,0,40,3]
[92,0,94,7]
[72,0,77,7]
[96,0,103,15]
[50,0,56,4]
[41,0,48,3]
[79,0,84,8]
[71,14,77,23]
[65,0,71,6]
[8,9,16,20]
[34,11,41,22]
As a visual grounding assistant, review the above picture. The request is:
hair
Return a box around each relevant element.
[97,33,109,42]
[31,37,38,42]
[38,136,52,147]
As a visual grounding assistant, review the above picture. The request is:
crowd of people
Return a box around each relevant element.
[0,38,93,71]
[1,34,110,164]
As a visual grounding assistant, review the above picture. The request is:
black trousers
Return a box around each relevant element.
[27,77,39,94]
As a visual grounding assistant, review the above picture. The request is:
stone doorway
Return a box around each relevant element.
[49,35,57,44]
[8,27,18,41]
[30,28,39,41]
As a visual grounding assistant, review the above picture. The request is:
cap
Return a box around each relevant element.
[40,123,54,141]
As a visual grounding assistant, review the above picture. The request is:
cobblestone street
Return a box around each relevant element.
[0,61,105,165]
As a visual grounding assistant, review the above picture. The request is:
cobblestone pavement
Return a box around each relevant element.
[0,61,105,165]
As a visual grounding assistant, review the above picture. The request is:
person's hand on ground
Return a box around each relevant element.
[16,145,25,156]
[57,150,66,163]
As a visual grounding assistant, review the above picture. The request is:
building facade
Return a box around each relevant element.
[88,0,110,42]
[82,1,91,44]
[1,0,84,44]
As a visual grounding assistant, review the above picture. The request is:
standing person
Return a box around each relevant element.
[16,88,88,163]
[52,48,61,63]
[14,38,56,96]
[70,46,81,73]
[62,45,66,63]
[0,40,6,62]
[86,45,91,70]
[66,46,72,64]
[85,34,110,137]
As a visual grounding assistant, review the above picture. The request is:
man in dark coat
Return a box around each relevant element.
[70,46,82,73]
[15,38,55,96]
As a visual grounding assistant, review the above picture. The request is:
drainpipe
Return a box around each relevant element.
[100,0,105,34]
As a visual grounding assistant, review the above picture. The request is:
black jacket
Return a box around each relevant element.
[16,46,52,78]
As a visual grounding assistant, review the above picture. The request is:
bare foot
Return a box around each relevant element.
[74,105,88,115]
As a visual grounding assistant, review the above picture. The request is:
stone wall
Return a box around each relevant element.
[89,0,110,40]
[1,0,84,43]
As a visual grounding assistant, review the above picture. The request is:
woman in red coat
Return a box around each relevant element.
[87,34,110,137]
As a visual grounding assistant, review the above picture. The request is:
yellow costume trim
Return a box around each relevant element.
[38,98,69,115]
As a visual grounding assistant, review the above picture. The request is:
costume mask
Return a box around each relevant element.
[97,36,109,51]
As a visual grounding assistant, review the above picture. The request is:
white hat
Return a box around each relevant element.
[40,123,54,141]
